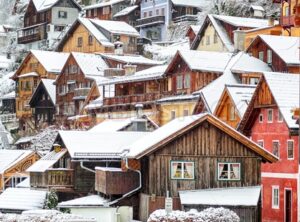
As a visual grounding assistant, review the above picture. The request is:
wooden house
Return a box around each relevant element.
[29,79,56,128]
[191,14,275,53]
[214,84,256,129]
[185,25,201,47]
[238,72,299,222]
[56,17,140,54]
[11,50,69,133]
[0,92,16,114]
[93,113,277,221]
[55,52,108,125]
[113,5,140,28]
[84,0,132,20]
[17,0,81,50]
[0,149,39,191]
[246,34,300,73]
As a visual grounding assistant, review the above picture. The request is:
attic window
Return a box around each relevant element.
[88,35,93,45]
[77,37,83,47]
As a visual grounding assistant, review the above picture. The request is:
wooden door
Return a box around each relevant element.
[285,189,292,222]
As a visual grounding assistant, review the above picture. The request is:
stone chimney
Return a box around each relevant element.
[124,64,137,75]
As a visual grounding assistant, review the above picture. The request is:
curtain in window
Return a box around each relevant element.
[231,164,240,179]
[218,163,225,178]
[172,162,180,178]
[184,162,194,179]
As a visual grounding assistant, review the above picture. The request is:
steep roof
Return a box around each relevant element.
[100,53,163,65]
[29,79,56,106]
[32,0,81,12]
[84,0,125,10]
[125,113,277,163]
[0,150,34,174]
[113,5,139,17]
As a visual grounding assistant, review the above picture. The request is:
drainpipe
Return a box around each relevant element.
[80,161,95,173]
[105,157,142,206]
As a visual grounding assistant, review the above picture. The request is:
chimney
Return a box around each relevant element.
[135,104,143,118]
[124,64,137,75]
[114,41,124,55]
[131,104,147,132]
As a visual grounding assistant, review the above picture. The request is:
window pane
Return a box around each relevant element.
[268,109,273,122]
[184,74,190,88]
[272,141,279,157]
[183,162,194,179]
[177,75,183,89]
[287,141,294,159]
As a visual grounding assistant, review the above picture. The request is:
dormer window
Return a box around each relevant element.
[58,11,67,19]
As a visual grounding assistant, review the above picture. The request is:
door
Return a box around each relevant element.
[285,189,292,222]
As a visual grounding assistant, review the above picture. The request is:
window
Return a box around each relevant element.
[58,11,67,18]
[272,141,279,158]
[267,109,273,123]
[143,11,147,18]
[259,51,264,61]
[161,8,165,16]
[250,77,259,85]
[259,114,263,123]
[170,161,194,180]
[88,35,93,45]
[272,186,279,209]
[176,75,183,89]
[257,140,264,147]
[229,105,236,121]
[149,11,153,17]
[156,9,159,15]
[206,36,210,45]
[213,31,218,44]
[171,111,176,120]
[184,74,190,88]
[183,109,189,116]
[77,37,83,47]
[267,49,272,64]
[69,65,78,74]
[278,110,283,122]
[287,140,294,159]
[218,163,240,181]
[103,6,110,15]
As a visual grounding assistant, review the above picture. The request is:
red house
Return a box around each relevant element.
[239,72,299,222]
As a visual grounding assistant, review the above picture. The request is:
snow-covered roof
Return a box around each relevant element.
[225,84,256,118]
[171,0,204,8]
[257,35,300,65]
[77,17,114,48]
[98,65,167,85]
[58,195,108,208]
[174,50,232,73]
[31,50,69,73]
[0,55,13,70]
[89,118,132,132]
[32,0,81,12]
[84,0,125,10]
[41,79,56,104]
[251,5,265,11]
[0,91,15,100]
[231,53,272,73]
[263,72,299,129]
[0,188,47,211]
[91,19,139,37]
[113,5,139,17]
[16,177,30,188]
[100,53,163,65]
[0,150,34,174]
[213,14,274,28]
[179,186,261,206]
[71,52,109,79]
[58,131,149,159]
[27,149,68,173]
[18,72,39,78]
[156,94,199,103]
[190,25,201,34]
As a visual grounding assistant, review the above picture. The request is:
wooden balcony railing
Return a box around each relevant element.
[103,93,162,106]
[74,88,91,99]
[30,169,74,188]
[281,15,295,27]
[136,15,165,28]
[17,24,47,44]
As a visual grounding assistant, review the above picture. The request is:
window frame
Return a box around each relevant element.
[184,74,191,89]
[258,51,264,61]
[267,109,273,123]
[267,49,272,64]
[272,186,279,209]
[77,37,83,47]
[176,75,183,90]
[287,140,294,160]
[217,162,241,181]
[171,110,176,120]
[170,161,195,180]
[272,140,280,158]
[259,114,263,123]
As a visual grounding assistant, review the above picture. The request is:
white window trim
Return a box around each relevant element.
[272,186,280,209]
[272,140,280,159]
[287,140,294,160]
[170,161,195,180]
[257,139,264,148]
[217,162,241,181]
[267,109,273,123]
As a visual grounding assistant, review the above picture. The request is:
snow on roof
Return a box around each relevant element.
[0,150,33,174]
[84,0,125,10]
[171,0,204,8]
[85,96,103,110]
[71,52,108,79]
[32,0,80,12]
[251,5,265,11]
[0,91,15,100]
[91,19,139,37]
[77,17,114,48]
[125,114,207,158]
[89,118,132,132]
[41,79,56,104]
[113,5,139,17]
[31,50,69,73]
[263,72,299,129]
[177,50,232,72]
[0,188,47,211]
[231,53,272,73]
[27,149,68,173]
[58,195,108,208]
[16,177,30,188]
[213,14,273,28]
[59,131,149,159]
[100,53,163,65]
[193,52,241,113]
[225,84,256,118]
[179,186,261,206]
[18,72,39,78]
[190,25,201,34]
[258,35,300,65]
[156,94,199,103]
[98,65,167,85]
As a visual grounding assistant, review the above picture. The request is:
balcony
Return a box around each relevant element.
[281,15,295,27]
[73,88,91,100]
[17,23,47,44]
[173,15,198,23]
[95,167,139,195]
[103,93,162,106]
[136,15,165,28]
[30,169,74,189]
[104,68,125,77]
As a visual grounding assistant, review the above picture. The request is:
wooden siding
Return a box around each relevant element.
[142,120,262,197]
[255,80,275,107]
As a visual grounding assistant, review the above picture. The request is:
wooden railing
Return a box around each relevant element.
[74,88,91,98]
[17,24,47,44]
[136,15,165,28]
[281,15,295,27]
[173,14,198,23]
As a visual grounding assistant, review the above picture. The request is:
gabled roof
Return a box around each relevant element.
[166,50,233,74]
[84,0,125,10]
[32,0,81,12]
[113,5,139,18]
[58,195,108,208]
[240,72,299,131]
[125,113,278,163]
[247,35,300,66]
[171,0,206,8]
[0,150,34,174]
[29,79,56,106]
